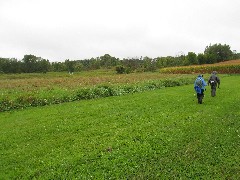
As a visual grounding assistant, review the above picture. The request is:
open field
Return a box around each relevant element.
[0,75,239,179]
[0,71,196,111]
[0,70,193,90]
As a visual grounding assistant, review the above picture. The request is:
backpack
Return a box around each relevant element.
[209,75,217,86]
[195,78,203,88]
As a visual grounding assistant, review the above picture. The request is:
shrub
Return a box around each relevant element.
[116,66,126,74]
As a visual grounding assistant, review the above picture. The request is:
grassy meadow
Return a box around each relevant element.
[0,70,196,111]
[0,71,240,179]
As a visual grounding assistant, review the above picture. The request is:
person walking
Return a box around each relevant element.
[208,71,220,97]
[194,74,207,104]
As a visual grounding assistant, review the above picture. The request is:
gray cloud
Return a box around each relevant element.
[0,0,239,61]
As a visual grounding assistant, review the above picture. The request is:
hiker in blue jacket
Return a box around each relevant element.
[194,74,207,104]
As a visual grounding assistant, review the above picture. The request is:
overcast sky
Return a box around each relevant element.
[0,0,239,62]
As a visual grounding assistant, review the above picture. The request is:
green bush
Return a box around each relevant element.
[115,66,126,74]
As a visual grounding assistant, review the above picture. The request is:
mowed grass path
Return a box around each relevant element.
[0,75,240,179]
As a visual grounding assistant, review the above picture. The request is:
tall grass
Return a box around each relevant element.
[0,72,195,111]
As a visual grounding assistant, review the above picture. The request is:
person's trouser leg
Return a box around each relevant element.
[197,93,203,104]
[211,88,216,97]
[197,93,200,103]
[197,89,204,104]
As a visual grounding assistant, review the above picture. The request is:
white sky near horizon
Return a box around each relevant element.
[0,0,239,62]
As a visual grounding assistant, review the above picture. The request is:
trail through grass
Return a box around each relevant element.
[0,75,239,179]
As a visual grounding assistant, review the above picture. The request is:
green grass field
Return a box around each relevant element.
[0,75,240,179]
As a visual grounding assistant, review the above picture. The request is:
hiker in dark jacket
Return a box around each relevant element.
[194,74,207,104]
[208,71,220,97]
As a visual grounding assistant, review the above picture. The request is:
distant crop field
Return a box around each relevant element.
[0,71,196,111]
[217,59,240,65]
[160,59,240,74]
[0,70,192,90]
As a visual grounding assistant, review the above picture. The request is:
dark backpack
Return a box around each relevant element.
[209,75,217,85]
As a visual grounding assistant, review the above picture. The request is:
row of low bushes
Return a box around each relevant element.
[0,77,194,112]
[160,64,240,74]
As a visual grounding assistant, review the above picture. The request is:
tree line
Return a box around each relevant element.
[0,43,239,74]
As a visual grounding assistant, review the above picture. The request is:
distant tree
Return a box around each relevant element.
[0,58,8,73]
[156,57,167,68]
[22,54,38,73]
[74,61,84,72]
[205,53,217,64]
[204,43,233,63]
[65,59,75,73]
[174,52,186,66]
[236,53,240,59]
[89,57,101,70]
[142,56,156,72]
[186,52,198,65]
[122,58,142,73]
[232,50,240,59]
[8,58,22,73]
[37,59,50,73]
[167,56,178,67]
[182,57,189,66]
[51,62,67,72]
[22,54,50,73]
[100,54,118,68]
[197,53,207,64]
[156,56,177,67]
